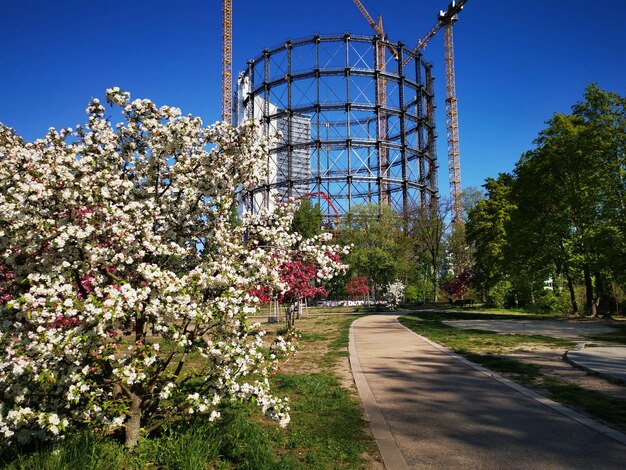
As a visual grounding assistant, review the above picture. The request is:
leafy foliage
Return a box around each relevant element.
[290,198,323,239]
[443,269,474,300]
[467,85,626,314]
[337,204,411,299]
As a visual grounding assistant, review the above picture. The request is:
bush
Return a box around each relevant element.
[404,285,419,303]
[385,280,405,308]
[487,280,513,308]
[534,290,574,315]
[0,90,347,448]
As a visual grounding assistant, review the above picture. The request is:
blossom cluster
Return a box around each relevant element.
[346,276,370,299]
[243,203,348,306]
[0,89,346,447]
[443,269,474,300]
[385,280,405,309]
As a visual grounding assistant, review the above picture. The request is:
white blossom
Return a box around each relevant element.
[0,90,347,446]
[385,280,405,309]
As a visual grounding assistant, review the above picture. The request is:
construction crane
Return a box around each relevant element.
[352,0,397,205]
[222,0,233,123]
[411,0,468,226]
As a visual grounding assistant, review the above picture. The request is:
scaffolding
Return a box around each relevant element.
[236,34,438,223]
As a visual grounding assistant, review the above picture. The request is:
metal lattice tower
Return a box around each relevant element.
[410,0,467,224]
[236,34,438,224]
[444,22,462,225]
[222,0,232,123]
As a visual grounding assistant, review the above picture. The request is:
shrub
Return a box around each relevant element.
[487,280,513,308]
[0,89,347,448]
[385,280,405,308]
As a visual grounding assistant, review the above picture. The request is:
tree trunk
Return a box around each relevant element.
[125,393,142,448]
[430,251,439,303]
[594,272,609,317]
[285,301,297,328]
[564,270,579,315]
[583,265,596,317]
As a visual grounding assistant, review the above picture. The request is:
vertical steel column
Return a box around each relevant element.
[263,49,271,210]
[425,64,438,210]
[397,42,408,220]
[245,61,255,214]
[373,36,383,206]
[286,40,293,199]
[247,60,255,122]
[314,35,321,209]
[415,57,426,207]
[344,34,352,213]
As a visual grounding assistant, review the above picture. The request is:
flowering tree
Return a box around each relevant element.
[443,269,474,300]
[0,89,346,448]
[346,276,369,300]
[249,221,346,327]
[385,280,405,309]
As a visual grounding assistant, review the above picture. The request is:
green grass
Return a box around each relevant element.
[588,325,626,345]
[399,310,572,353]
[299,331,329,342]
[399,310,626,430]
[0,314,375,469]
[446,305,551,316]
[542,377,626,427]
[0,411,285,470]
[272,373,372,468]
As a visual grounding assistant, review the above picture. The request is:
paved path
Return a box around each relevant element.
[443,318,626,383]
[442,319,617,339]
[350,314,626,469]
[566,346,626,383]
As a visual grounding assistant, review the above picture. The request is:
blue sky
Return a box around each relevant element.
[1,0,624,198]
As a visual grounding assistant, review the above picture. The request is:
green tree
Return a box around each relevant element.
[572,85,626,295]
[508,85,626,315]
[409,201,448,302]
[338,204,411,300]
[466,174,515,305]
[291,198,323,238]
[460,186,484,223]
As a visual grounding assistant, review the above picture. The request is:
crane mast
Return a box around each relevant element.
[411,0,467,225]
[352,0,397,204]
[444,21,462,225]
[222,0,233,123]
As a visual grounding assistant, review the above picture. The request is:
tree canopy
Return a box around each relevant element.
[467,84,626,314]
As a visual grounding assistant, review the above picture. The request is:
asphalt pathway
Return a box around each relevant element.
[566,346,626,383]
[442,319,617,339]
[350,314,626,469]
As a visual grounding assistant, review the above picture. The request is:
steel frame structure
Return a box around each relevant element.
[236,34,438,223]
[222,0,232,123]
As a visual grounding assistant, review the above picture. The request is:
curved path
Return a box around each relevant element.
[350,314,626,469]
